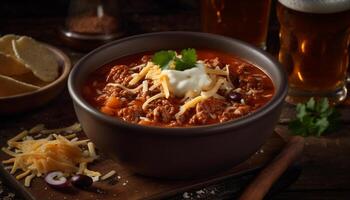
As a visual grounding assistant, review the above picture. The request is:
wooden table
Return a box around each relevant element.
[1,15,350,200]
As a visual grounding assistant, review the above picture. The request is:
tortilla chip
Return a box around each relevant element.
[10,72,48,87]
[0,34,19,57]
[0,52,30,76]
[0,75,39,97]
[12,36,59,82]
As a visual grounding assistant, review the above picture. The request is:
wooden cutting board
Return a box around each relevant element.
[0,131,285,200]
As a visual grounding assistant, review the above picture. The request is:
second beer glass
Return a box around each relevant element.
[277,0,350,104]
[201,0,272,49]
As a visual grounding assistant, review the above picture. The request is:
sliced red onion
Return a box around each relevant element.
[45,171,68,189]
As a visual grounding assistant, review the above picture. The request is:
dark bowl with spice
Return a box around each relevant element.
[68,32,288,179]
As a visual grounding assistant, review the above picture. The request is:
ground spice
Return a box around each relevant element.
[67,14,119,34]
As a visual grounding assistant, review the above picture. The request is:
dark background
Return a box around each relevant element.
[0,0,199,18]
[0,0,279,51]
[0,0,278,26]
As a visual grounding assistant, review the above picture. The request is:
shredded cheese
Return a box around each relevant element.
[108,58,236,120]
[142,93,165,110]
[87,142,97,158]
[65,133,77,139]
[142,80,148,94]
[78,162,87,174]
[129,63,145,71]
[2,158,15,164]
[8,130,27,146]
[16,170,31,180]
[1,147,17,157]
[101,170,116,180]
[175,96,206,118]
[225,65,234,89]
[129,62,153,85]
[24,173,35,187]
[205,67,228,76]
[149,82,161,91]
[1,124,113,188]
[144,63,172,100]
[106,83,142,93]
[29,124,45,134]
[201,78,226,98]
[175,78,226,118]
[161,75,170,98]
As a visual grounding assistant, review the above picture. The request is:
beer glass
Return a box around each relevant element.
[277,0,350,104]
[201,0,272,49]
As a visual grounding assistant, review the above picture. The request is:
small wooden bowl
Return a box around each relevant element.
[0,44,71,115]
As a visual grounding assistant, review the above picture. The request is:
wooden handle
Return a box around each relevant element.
[238,136,304,200]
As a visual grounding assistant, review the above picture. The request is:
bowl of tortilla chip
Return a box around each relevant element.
[0,34,71,114]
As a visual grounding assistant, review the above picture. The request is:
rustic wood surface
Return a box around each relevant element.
[0,126,285,200]
[1,7,350,199]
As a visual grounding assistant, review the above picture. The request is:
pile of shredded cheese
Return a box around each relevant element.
[1,123,114,187]
[125,60,232,118]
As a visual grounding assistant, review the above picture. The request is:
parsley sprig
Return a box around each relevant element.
[288,98,340,137]
[152,48,197,71]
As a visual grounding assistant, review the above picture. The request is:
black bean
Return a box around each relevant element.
[71,174,93,188]
[227,91,242,102]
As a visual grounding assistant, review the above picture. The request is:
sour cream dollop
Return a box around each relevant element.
[161,62,212,97]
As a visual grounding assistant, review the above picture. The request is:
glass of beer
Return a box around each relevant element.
[277,0,350,104]
[201,0,272,49]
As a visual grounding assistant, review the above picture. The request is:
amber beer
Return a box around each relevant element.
[277,0,350,103]
[201,0,271,49]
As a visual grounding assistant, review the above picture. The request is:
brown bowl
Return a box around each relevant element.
[68,32,288,179]
[0,44,71,115]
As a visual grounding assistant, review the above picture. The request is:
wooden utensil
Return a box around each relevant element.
[239,136,304,200]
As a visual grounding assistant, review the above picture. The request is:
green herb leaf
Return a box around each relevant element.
[288,97,341,137]
[306,97,315,110]
[152,48,198,71]
[175,48,197,71]
[152,50,176,69]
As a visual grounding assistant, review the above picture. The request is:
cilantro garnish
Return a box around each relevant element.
[288,98,340,137]
[152,48,197,71]
[175,48,197,71]
[152,50,176,69]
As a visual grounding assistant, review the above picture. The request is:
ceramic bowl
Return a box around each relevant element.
[68,32,288,179]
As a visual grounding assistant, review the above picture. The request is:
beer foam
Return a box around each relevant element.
[279,0,350,14]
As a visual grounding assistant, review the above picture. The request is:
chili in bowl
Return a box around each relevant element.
[68,32,288,178]
[83,49,274,127]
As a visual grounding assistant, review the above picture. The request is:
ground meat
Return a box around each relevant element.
[196,97,227,114]
[176,111,190,125]
[204,57,224,69]
[146,99,177,123]
[83,50,275,127]
[189,98,227,125]
[106,65,132,85]
[153,105,176,123]
[219,104,251,122]
[189,111,211,125]
[95,94,108,105]
[237,64,249,74]
[245,76,259,90]
[141,55,151,63]
[117,104,142,123]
